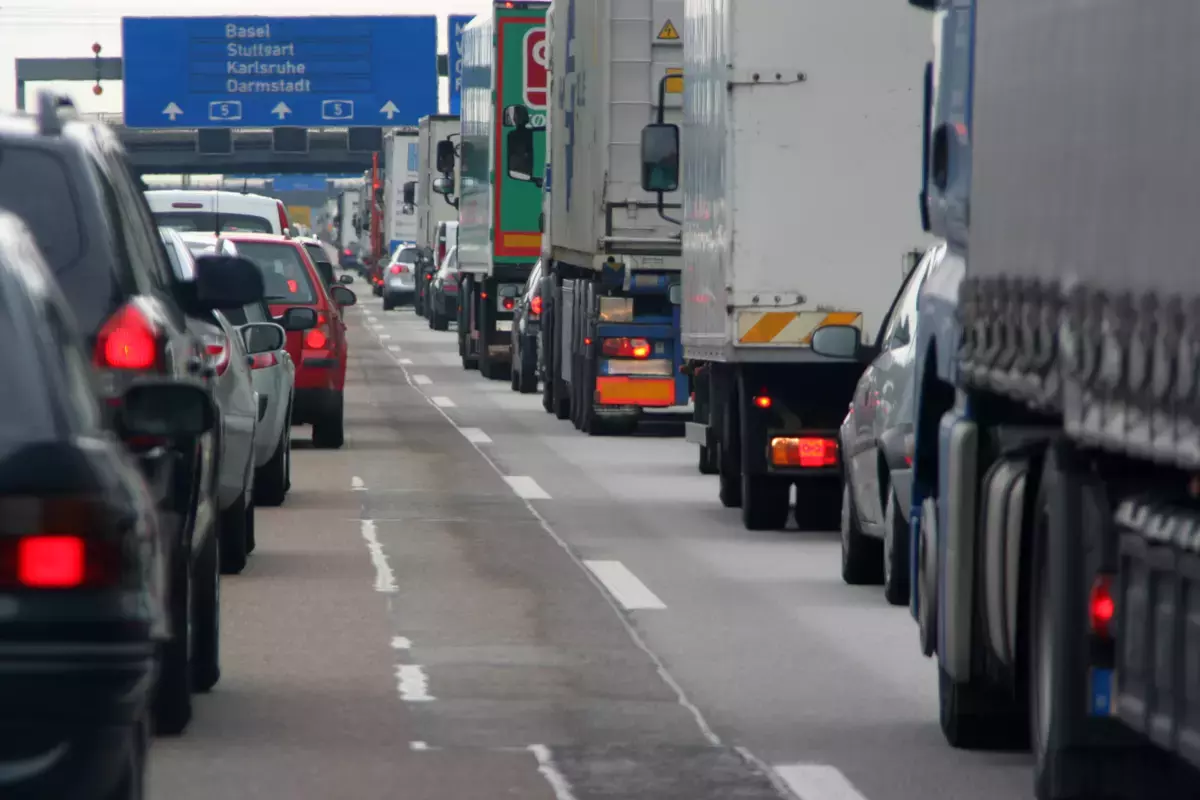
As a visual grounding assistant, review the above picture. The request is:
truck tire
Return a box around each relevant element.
[741,474,790,530]
[840,483,883,585]
[698,444,718,475]
[938,666,1024,750]
[883,489,911,606]
[718,401,742,508]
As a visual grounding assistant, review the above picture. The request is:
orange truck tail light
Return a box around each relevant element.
[770,436,839,468]
[601,337,651,359]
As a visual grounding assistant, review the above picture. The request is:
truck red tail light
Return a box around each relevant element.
[1089,574,1115,638]
[602,337,650,359]
[502,297,516,311]
[94,303,161,371]
[530,295,543,317]
[770,436,839,468]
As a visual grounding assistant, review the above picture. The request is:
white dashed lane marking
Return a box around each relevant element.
[458,428,493,444]
[412,374,432,385]
[503,475,551,501]
[583,561,667,611]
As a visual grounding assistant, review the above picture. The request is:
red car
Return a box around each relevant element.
[218,234,357,448]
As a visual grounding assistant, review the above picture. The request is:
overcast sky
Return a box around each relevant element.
[0,0,492,112]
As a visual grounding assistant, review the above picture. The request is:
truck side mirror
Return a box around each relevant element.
[641,123,680,193]
[402,181,416,206]
[503,104,531,128]
[507,128,535,182]
[436,139,456,174]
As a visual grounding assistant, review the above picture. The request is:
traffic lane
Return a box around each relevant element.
[295,313,794,799]
[147,340,561,800]
[362,297,1034,800]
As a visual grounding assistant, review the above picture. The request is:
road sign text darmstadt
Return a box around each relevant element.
[121,16,438,129]
[447,14,474,116]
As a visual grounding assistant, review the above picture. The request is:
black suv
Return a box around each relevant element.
[0,94,263,736]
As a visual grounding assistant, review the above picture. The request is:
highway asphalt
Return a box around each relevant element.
[148,288,1036,800]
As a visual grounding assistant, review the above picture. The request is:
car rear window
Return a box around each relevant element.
[395,247,419,263]
[155,211,273,234]
[231,241,317,304]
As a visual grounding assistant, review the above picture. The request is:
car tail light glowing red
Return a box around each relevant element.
[390,264,406,275]
[530,295,543,317]
[17,536,86,588]
[769,437,839,468]
[305,328,328,349]
[344,248,353,256]
[94,303,160,371]
[203,333,231,376]
[251,352,278,370]
[602,337,651,359]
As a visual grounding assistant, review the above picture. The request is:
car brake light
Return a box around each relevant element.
[770,437,839,468]
[530,295,543,317]
[287,279,299,293]
[503,297,516,311]
[601,338,651,359]
[202,333,231,376]
[277,201,290,234]
[390,264,406,275]
[95,303,160,371]
[18,536,86,588]
[1089,575,1115,638]
[305,328,328,349]
[344,248,353,256]
[250,352,278,370]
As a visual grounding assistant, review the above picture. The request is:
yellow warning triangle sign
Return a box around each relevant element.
[657,19,680,40]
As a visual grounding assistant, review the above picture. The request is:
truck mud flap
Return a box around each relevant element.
[1114,498,1200,770]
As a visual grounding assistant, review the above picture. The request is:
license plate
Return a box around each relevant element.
[496,320,513,332]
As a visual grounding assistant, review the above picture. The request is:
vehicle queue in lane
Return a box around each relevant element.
[0,93,357,799]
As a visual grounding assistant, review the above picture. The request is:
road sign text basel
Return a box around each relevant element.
[122,16,438,129]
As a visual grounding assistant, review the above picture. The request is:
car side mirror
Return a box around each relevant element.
[240,322,286,355]
[432,176,453,195]
[193,254,265,309]
[809,325,863,360]
[330,286,357,307]
[402,181,416,206]
[498,284,521,299]
[503,104,531,128]
[277,306,318,331]
[641,123,680,193]
[119,381,216,438]
[436,139,457,173]
[506,127,536,182]
[339,273,354,284]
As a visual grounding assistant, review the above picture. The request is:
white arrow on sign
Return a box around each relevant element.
[380,101,399,120]
[271,102,292,120]
[162,102,183,121]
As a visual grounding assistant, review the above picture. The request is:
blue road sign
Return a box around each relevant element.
[447,15,474,116]
[271,175,330,191]
[122,16,438,129]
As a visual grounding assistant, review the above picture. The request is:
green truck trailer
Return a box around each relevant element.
[452,1,549,380]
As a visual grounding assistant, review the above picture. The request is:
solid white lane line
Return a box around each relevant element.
[398,358,414,364]
[413,374,432,385]
[583,561,667,610]
[773,765,871,800]
[458,427,493,444]
[431,396,456,408]
[359,520,397,593]
[388,344,402,352]
[504,475,551,500]
[395,664,434,702]
[528,745,579,800]
[351,476,367,491]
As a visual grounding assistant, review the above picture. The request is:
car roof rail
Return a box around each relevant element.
[36,91,77,136]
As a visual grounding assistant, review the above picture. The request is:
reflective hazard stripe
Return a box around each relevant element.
[736,311,863,345]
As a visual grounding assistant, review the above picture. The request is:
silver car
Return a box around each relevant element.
[836,242,946,606]
[382,245,419,311]
[161,228,262,574]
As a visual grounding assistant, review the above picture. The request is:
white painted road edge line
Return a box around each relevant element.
[412,374,433,385]
[359,520,398,593]
[387,344,402,352]
[381,329,722,747]
[458,427,493,444]
[431,396,456,408]
[504,475,551,500]
[351,476,367,491]
[394,664,435,702]
[773,765,871,800]
[583,560,667,611]
[528,745,579,800]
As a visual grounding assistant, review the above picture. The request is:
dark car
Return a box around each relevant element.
[0,210,218,798]
[428,245,460,331]
[509,257,545,394]
[0,94,264,736]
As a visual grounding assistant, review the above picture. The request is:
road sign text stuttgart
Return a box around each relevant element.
[121,16,438,129]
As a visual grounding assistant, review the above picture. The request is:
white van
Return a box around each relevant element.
[146,190,291,236]
[434,220,458,267]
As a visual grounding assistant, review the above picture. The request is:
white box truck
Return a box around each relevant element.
[407,114,461,316]
[504,0,689,434]
[675,0,930,530]
[384,129,420,255]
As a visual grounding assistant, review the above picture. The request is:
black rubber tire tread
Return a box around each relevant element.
[191,526,221,693]
[218,493,249,576]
